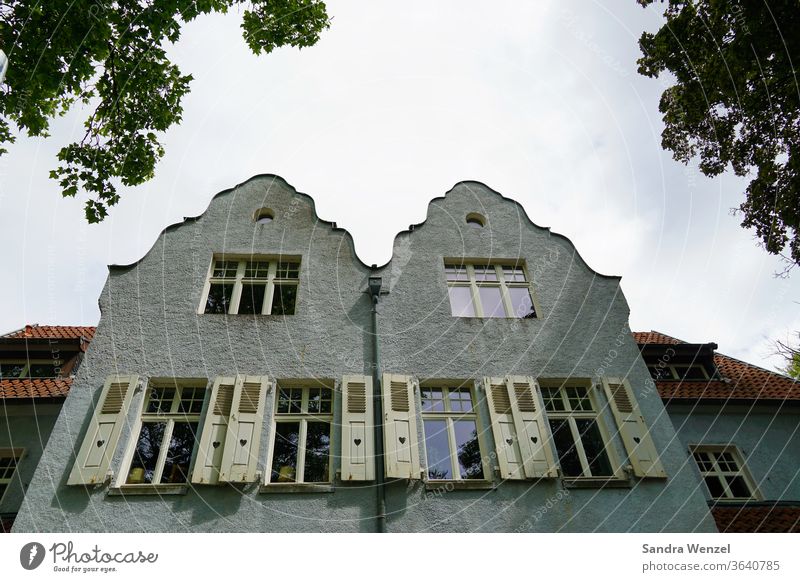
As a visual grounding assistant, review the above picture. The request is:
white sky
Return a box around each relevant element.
[1,1,798,371]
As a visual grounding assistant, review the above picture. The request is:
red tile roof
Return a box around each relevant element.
[634,330,799,401]
[1,324,95,340]
[0,378,72,398]
[711,505,800,533]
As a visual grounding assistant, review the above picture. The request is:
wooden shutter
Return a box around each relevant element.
[191,377,235,484]
[219,375,268,483]
[68,375,138,485]
[340,375,375,481]
[484,376,557,480]
[382,373,420,479]
[601,377,667,478]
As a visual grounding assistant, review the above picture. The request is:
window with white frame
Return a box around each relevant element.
[444,262,536,319]
[123,381,205,485]
[420,384,485,480]
[0,359,61,379]
[541,381,615,478]
[0,450,22,503]
[646,363,711,381]
[268,384,333,484]
[201,257,300,315]
[692,445,759,500]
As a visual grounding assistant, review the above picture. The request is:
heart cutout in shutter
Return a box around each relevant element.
[633,437,641,444]
[399,437,406,444]
[96,439,105,448]
[240,439,248,446]
[530,436,538,444]
[212,441,220,449]
[354,438,362,446]
[505,438,513,445]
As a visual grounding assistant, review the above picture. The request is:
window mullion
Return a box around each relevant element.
[467,266,483,317]
[569,417,592,477]
[264,262,278,315]
[446,416,459,480]
[710,453,734,498]
[230,261,246,314]
[153,419,175,483]
[297,418,308,483]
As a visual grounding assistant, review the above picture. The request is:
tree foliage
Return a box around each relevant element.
[0,1,329,222]
[637,0,800,267]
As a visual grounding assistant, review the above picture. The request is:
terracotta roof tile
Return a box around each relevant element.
[0,378,72,398]
[1,324,95,340]
[632,331,683,345]
[711,505,800,533]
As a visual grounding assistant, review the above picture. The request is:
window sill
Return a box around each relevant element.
[107,484,188,496]
[561,477,632,489]
[259,483,334,494]
[424,480,495,491]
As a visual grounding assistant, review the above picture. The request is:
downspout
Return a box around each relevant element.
[368,275,386,533]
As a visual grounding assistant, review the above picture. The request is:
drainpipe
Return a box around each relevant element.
[367,274,386,533]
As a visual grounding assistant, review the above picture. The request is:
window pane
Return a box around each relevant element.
[444,265,468,281]
[473,266,497,281]
[160,422,198,484]
[704,475,725,498]
[541,387,566,412]
[205,283,233,314]
[0,363,25,378]
[421,388,445,411]
[303,422,331,482]
[271,422,300,482]
[244,261,270,278]
[448,387,473,412]
[566,386,592,411]
[508,287,536,319]
[276,388,302,414]
[725,475,752,498]
[454,420,484,479]
[178,387,205,414]
[271,283,297,315]
[238,283,266,314]
[648,366,673,380]
[448,287,476,317]
[693,452,713,472]
[276,262,300,279]
[677,365,707,380]
[715,452,738,472]
[126,422,166,484]
[478,287,506,317]
[0,456,17,478]
[575,418,613,477]
[213,260,238,278]
[147,387,175,414]
[306,387,332,414]
[502,266,527,282]
[549,419,583,477]
[28,364,58,378]
[424,419,452,479]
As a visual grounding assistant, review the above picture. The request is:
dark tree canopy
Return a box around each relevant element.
[637,0,800,267]
[0,1,329,222]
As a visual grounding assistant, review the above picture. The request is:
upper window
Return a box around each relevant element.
[420,384,485,480]
[465,213,486,228]
[541,381,615,478]
[646,363,710,381]
[0,360,60,379]
[268,384,333,484]
[124,381,205,486]
[0,449,21,503]
[444,261,536,319]
[692,445,759,500]
[254,208,275,224]
[201,257,300,315]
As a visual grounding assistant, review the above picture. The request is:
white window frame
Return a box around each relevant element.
[198,255,301,315]
[117,379,207,488]
[647,363,711,381]
[0,448,23,504]
[419,382,490,482]
[443,260,539,319]
[540,379,620,478]
[265,382,334,485]
[0,359,63,379]
[690,444,761,501]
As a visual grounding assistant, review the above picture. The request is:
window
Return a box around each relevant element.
[124,381,205,486]
[465,212,486,228]
[692,445,759,500]
[541,381,615,478]
[646,363,710,381]
[201,257,300,315]
[0,449,22,503]
[444,261,536,319]
[420,384,485,480]
[0,359,60,379]
[268,384,333,484]
[254,207,274,224]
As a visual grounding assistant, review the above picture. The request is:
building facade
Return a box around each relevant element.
[12,176,720,532]
[635,331,800,533]
[0,324,95,532]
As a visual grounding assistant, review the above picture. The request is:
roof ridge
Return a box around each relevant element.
[715,351,798,384]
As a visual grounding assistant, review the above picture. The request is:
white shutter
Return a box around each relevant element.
[68,375,138,485]
[382,373,420,479]
[601,377,667,478]
[506,376,558,478]
[219,375,268,483]
[340,375,375,481]
[191,377,235,485]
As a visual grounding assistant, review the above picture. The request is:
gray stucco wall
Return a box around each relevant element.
[13,176,716,532]
[0,402,61,516]
[667,403,800,502]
